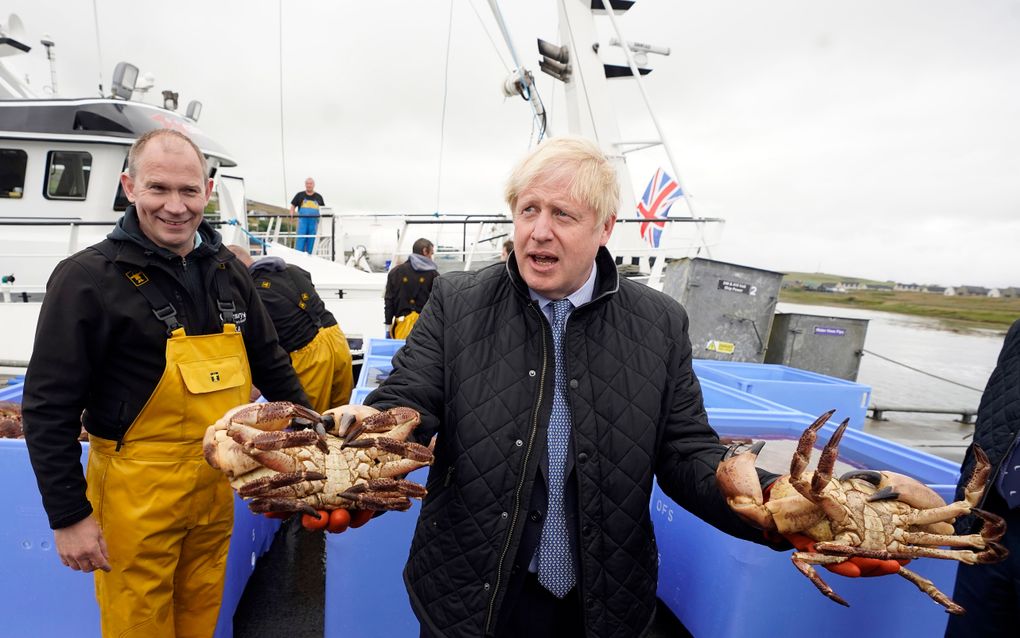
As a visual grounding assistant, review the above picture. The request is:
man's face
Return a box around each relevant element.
[305,178,315,193]
[120,137,213,257]
[512,173,615,300]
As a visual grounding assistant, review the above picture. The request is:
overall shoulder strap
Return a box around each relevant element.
[213,262,237,325]
[281,267,322,328]
[91,242,182,334]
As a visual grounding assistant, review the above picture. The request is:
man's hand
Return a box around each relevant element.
[54,516,111,573]
[786,533,906,577]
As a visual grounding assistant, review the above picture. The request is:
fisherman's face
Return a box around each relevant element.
[513,172,615,300]
[305,178,315,193]
[121,136,213,257]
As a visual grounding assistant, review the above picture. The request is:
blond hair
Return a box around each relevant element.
[504,135,619,225]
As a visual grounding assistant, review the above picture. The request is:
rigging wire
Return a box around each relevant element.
[863,348,986,393]
[91,0,105,96]
[467,0,511,72]
[278,0,289,205]
[435,0,455,215]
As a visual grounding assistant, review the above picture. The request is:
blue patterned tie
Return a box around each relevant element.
[538,298,576,598]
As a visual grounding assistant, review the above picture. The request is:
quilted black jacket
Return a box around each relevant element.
[954,318,1020,532]
[368,247,774,637]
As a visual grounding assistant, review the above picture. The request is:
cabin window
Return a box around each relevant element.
[0,149,28,199]
[44,150,93,200]
[113,156,130,211]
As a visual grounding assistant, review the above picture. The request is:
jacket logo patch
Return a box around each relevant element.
[126,271,149,287]
[260,281,271,289]
[210,371,220,382]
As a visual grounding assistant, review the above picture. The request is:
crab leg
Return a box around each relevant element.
[790,553,849,607]
[237,470,327,498]
[895,566,964,615]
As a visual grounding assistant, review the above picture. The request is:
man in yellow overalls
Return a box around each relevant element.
[384,237,440,339]
[23,129,309,637]
[227,246,353,412]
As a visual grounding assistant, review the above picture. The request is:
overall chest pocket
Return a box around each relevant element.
[178,356,246,395]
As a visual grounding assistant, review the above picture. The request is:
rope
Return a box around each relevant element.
[435,0,455,214]
[91,0,105,95]
[863,348,986,393]
[278,0,289,205]
[467,0,511,72]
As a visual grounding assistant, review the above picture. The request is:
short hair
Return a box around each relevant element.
[504,135,619,225]
[412,238,434,255]
[502,239,514,254]
[127,129,209,179]
[226,244,253,267]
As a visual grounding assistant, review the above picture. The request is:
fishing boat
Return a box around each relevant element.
[0,4,986,638]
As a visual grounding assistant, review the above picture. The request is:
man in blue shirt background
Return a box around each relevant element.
[289,177,325,254]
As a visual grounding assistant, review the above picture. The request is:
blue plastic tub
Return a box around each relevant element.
[350,386,372,406]
[655,409,963,638]
[355,355,394,390]
[0,388,279,638]
[364,337,405,358]
[324,467,426,636]
[694,360,872,429]
[0,380,24,402]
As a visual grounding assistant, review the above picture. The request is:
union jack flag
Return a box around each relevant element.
[637,169,683,248]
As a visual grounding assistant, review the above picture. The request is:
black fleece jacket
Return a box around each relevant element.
[22,207,308,529]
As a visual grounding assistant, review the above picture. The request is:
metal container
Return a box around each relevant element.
[765,312,869,381]
[661,258,783,363]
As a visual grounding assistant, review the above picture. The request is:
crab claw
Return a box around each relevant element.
[321,404,380,440]
[716,439,774,529]
[217,401,322,433]
[337,406,421,448]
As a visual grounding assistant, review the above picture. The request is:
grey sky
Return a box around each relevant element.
[9,0,1020,287]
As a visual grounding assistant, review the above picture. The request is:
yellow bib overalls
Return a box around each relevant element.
[391,311,420,340]
[289,323,353,412]
[87,324,250,637]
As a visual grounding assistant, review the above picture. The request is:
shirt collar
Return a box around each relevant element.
[528,262,598,312]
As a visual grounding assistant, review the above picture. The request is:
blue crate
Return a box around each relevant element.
[355,355,394,390]
[365,338,405,358]
[694,360,872,430]
[324,467,426,636]
[1,433,278,637]
[0,381,23,402]
[350,386,373,406]
[655,409,962,638]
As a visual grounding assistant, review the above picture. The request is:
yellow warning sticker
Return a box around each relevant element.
[706,340,735,354]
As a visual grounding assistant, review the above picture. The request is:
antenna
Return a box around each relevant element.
[39,35,58,95]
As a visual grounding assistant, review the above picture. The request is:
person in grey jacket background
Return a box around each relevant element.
[366,136,779,638]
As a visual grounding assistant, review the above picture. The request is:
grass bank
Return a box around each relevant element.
[778,288,1020,331]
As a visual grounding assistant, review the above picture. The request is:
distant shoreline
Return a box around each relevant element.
[778,288,1019,332]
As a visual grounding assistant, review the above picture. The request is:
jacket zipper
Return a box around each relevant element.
[484,303,548,633]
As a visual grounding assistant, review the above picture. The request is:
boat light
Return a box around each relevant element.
[185,100,202,122]
[110,62,138,100]
[162,90,179,111]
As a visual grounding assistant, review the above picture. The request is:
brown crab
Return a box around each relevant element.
[0,401,22,439]
[203,402,433,514]
[715,410,1008,615]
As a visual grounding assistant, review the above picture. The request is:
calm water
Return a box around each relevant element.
[776,302,1010,463]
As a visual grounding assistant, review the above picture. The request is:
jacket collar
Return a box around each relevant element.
[106,205,224,266]
[507,246,619,308]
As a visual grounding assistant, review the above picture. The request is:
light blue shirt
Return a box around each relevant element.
[528,263,598,326]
